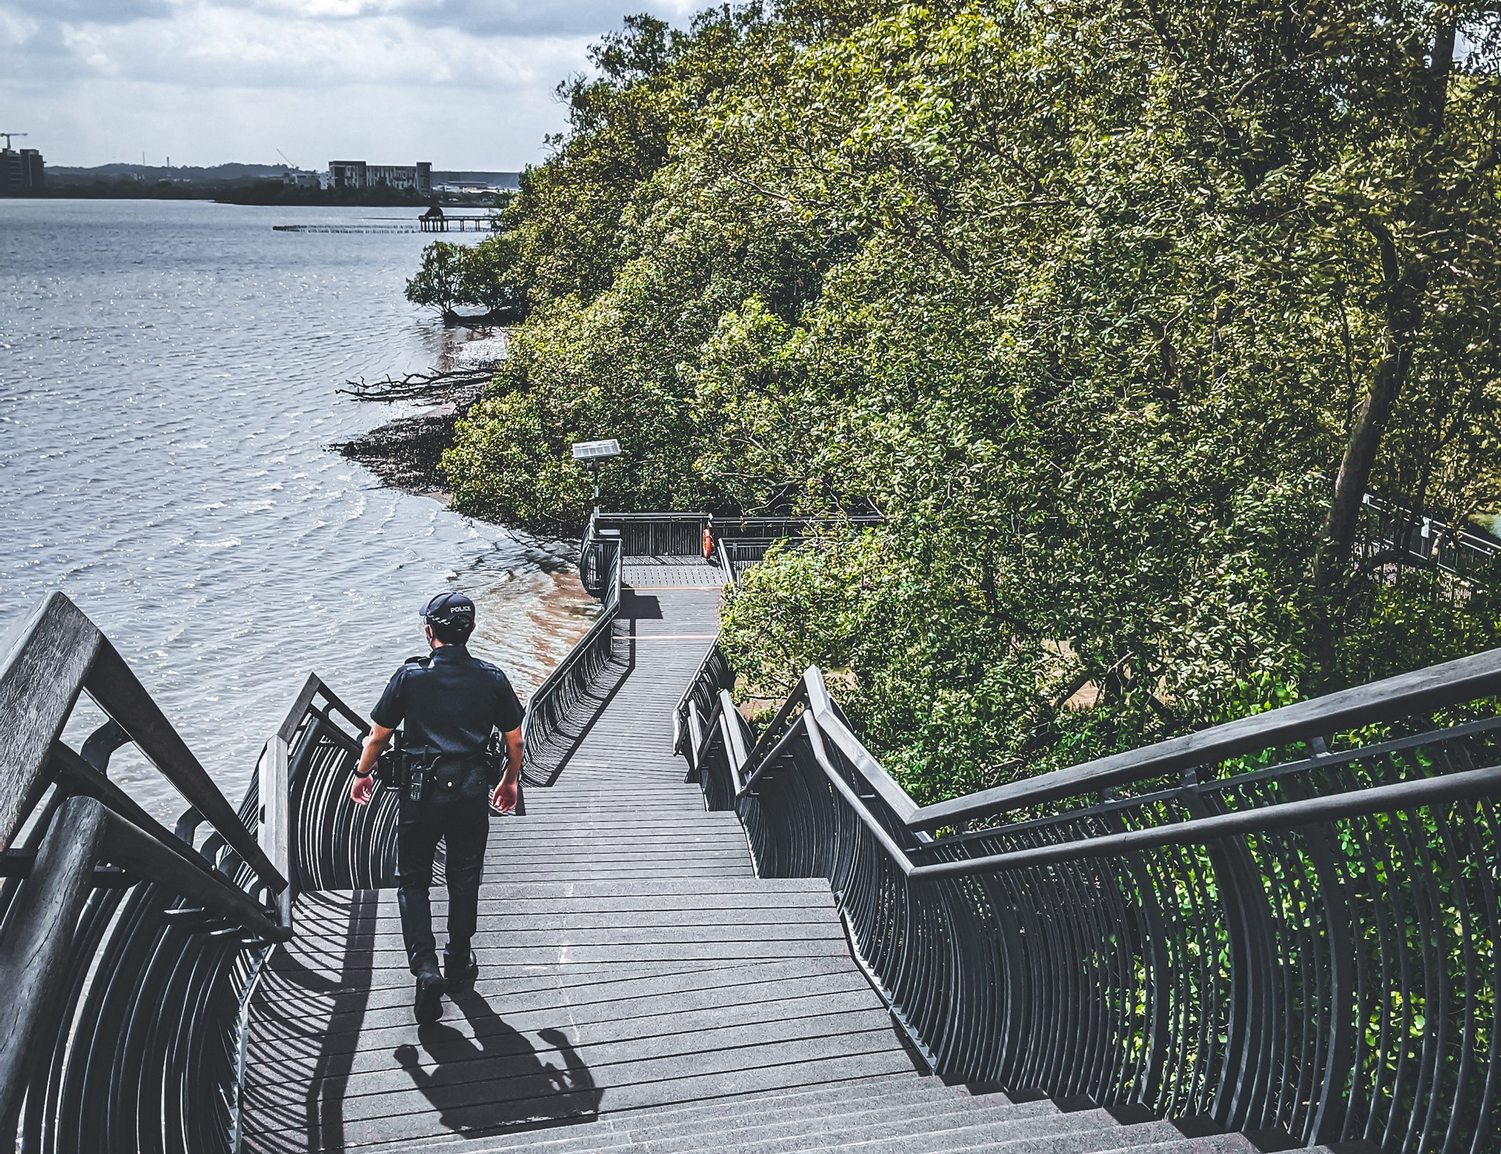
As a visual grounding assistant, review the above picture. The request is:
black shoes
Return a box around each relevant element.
[412,950,475,1022]
[444,948,479,994]
[413,965,446,1024]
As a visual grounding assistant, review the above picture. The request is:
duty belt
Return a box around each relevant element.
[397,750,487,805]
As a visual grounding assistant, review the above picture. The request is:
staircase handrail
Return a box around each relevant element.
[0,592,287,897]
[682,646,1501,1150]
[0,592,295,1153]
[522,533,623,784]
[914,644,1501,830]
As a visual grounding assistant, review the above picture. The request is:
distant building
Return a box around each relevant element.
[328,159,432,196]
[432,171,521,195]
[0,147,45,196]
[282,171,320,189]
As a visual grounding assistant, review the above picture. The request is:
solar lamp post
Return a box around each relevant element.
[571,438,621,513]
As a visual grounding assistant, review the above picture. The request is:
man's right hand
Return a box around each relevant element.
[491,779,517,815]
[350,772,375,807]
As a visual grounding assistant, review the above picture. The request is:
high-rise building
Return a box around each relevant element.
[0,147,44,196]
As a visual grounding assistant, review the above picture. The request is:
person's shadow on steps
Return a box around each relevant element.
[393,989,601,1135]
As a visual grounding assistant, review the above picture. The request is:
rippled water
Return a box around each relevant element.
[0,199,592,821]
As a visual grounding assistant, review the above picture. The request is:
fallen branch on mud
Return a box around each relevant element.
[339,366,496,406]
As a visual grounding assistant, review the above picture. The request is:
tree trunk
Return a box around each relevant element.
[1310,18,1455,684]
[1313,229,1414,591]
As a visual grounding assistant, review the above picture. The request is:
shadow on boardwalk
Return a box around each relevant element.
[395,991,601,1135]
[526,638,635,787]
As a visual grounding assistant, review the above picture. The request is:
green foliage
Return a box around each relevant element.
[435,0,1501,791]
[443,390,593,531]
[404,241,469,318]
[405,236,523,320]
[460,235,524,317]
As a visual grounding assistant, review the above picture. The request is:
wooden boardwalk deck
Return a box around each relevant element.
[240,559,918,1153]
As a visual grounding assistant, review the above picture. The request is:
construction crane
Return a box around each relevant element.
[0,132,27,150]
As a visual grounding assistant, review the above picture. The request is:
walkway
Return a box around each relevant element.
[239,558,1267,1154]
[239,559,919,1153]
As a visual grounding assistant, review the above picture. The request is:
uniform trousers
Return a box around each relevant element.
[396,764,490,973]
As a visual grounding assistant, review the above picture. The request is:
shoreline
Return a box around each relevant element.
[333,404,463,502]
[333,325,506,503]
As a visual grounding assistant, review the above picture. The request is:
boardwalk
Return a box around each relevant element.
[237,557,1275,1154]
[239,559,919,1153]
[7,559,1384,1152]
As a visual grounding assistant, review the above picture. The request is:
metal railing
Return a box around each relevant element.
[671,643,733,760]
[715,537,784,581]
[268,673,396,892]
[713,514,884,540]
[0,533,663,1152]
[1359,493,1501,585]
[526,532,624,785]
[577,513,617,597]
[0,593,291,1154]
[682,649,1501,1153]
[594,511,707,557]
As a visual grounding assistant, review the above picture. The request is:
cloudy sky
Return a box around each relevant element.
[0,0,700,170]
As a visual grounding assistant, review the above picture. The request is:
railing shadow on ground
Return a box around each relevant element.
[681,648,1501,1154]
[240,888,380,1152]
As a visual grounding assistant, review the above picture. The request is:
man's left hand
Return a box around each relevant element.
[491,779,517,815]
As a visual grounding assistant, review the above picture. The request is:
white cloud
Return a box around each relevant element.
[0,0,701,167]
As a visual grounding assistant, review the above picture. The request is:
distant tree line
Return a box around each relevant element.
[416,0,1501,801]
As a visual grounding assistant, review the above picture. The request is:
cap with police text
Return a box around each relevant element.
[421,591,476,630]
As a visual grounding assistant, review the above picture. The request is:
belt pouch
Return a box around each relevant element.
[404,756,430,805]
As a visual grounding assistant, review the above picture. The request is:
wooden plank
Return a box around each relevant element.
[248,984,885,1064]
[253,955,865,1008]
[260,734,292,926]
[250,1001,899,1093]
[242,1028,912,1136]
[277,908,838,935]
[249,969,877,1046]
[0,592,102,850]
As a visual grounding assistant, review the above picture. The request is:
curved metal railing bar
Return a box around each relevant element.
[0,592,292,1154]
[682,655,1501,1153]
[672,644,732,760]
[915,644,1501,830]
[523,534,623,786]
[257,673,398,893]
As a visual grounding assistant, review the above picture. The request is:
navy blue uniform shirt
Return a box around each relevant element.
[370,644,524,758]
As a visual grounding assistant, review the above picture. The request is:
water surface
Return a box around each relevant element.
[0,198,590,820]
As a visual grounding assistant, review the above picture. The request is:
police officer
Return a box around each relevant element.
[350,592,524,1024]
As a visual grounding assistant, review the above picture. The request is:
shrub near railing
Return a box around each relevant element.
[682,653,1501,1154]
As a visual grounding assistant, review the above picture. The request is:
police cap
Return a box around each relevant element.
[421,591,476,634]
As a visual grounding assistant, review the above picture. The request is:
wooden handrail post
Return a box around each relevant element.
[0,593,103,852]
[0,795,106,1131]
[258,735,293,930]
[85,639,289,895]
